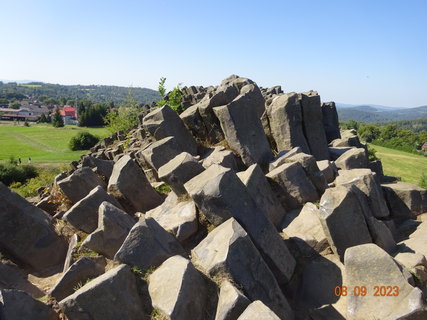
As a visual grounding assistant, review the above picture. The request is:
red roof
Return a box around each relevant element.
[60,106,76,117]
[422,143,427,149]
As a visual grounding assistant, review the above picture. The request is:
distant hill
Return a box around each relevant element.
[336,103,427,122]
[0,81,161,105]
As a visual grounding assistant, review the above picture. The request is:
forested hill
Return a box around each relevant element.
[0,81,161,105]
[336,104,427,122]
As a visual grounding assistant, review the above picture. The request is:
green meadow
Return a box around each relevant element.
[0,123,109,165]
[370,144,427,186]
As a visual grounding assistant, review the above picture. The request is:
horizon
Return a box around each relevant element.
[1,0,426,108]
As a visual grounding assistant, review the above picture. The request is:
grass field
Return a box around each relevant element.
[0,123,110,165]
[370,144,427,186]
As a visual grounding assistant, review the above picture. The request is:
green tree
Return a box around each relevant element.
[104,106,139,134]
[39,113,48,123]
[9,102,21,109]
[358,124,381,142]
[52,108,64,127]
[69,132,99,150]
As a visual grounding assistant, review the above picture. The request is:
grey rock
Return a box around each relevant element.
[317,160,337,183]
[319,186,372,261]
[184,165,296,284]
[59,264,146,320]
[321,102,341,143]
[57,167,106,203]
[180,104,208,141]
[284,152,327,196]
[268,147,302,171]
[344,244,425,320]
[63,186,123,233]
[142,105,198,155]
[0,289,58,320]
[139,136,183,170]
[50,256,106,301]
[237,301,281,320]
[335,148,368,170]
[114,217,185,271]
[81,202,136,259]
[237,164,286,229]
[81,155,114,180]
[158,152,205,197]
[283,202,328,253]
[192,218,294,320]
[201,146,238,170]
[0,183,66,270]
[108,155,163,213]
[382,182,427,220]
[266,93,310,154]
[335,169,389,218]
[328,147,352,161]
[298,254,344,310]
[215,280,250,320]
[266,162,318,210]
[299,92,330,160]
[146,192,198,243]
[148,255,213,320]
[63,233,79,272]
[214,92,272,169]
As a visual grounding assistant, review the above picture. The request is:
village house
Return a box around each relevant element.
[59,105,78,125]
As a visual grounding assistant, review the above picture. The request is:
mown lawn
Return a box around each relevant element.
[0,123,110,164]
[370,144,427,186]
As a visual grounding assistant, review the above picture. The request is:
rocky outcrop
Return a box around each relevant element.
[0,183,66,270]
[321,102,340,143]
[59,264,147,320]
[108,155,163,213]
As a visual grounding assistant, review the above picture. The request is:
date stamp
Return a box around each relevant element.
[334,286,399,297]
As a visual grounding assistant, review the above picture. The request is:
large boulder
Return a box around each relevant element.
[213,92,273,169]
[266,162,318,210]
[142,105,198,155]
[284,153,328,196]
[316,160,337,183]
[266,93,310,154]
[268,146,302,171]
[321,102,340,143]
[180,104,208,142]
[400,221,427,259]
[184,165,296,284]
[108,155,163,213]
[334,148,368,170]
[57,167,106,203]
[237,164,286,229]
[215,280,250,320]
[62,186,123,233]
[81,202,136,259]
[192,218,294,320]
[382,182,427,220]
[237,301,281,320]
[49,256,106,301]
[146,192,198,243]
[59,264,147,320]
[201,146,238,170]
[81,155,114,181]
[148,255,214,320]
[138,136,183,171]
[0,289,58,320]
[319,186,372,261]
[114,217,185,272]
[344,244,425,320]
[158,152,205,197]
[282,202,328,253]
[335,169,389,219]
[0,183,66,270]
[299,92,330,160]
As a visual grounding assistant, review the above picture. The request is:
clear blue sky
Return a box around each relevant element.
[0,0,426,107]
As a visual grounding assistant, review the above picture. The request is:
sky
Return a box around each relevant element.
[0,0,426,107]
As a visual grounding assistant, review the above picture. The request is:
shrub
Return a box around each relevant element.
[367,145,379,161]
[103,106,139,134]
[0,163,38,186]
[69,131,100,151]
[52,108,64,128]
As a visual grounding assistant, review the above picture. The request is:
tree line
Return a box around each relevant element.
[341,120,427,155]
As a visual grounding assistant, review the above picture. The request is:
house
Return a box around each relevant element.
[59,105,78,125]
[422,142,427,152]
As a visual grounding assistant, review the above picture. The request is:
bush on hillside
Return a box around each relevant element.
[0,163,38,186]
[69,131,100,151]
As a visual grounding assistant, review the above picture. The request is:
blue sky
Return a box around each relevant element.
[0,0,426,107]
